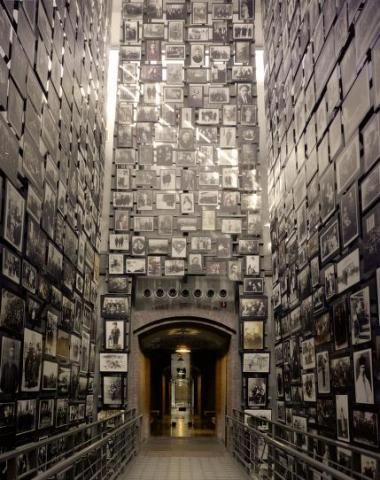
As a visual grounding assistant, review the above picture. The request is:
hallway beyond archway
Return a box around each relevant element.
[121,437,250,480]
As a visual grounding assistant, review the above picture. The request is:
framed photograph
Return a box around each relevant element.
[101,295,129,318]
[102,375,124,406]
[156,192,176,210]
[350,287,371,345]
[222,218,242,234]
[57,365,70,394]
[166,63,183,84]
[166,3,187,19]
[233,23,254,39]
[42,360,58,390]
[171,237,187,258]
[361,163,380,211]
[363,113,380,172]
[144,23,164,39]
[362,203,380,273]
[244,278,264,294]
[165,44,185,60]
[38,399,54,429]
[337,248,360,293]
[123,20,138,42]
[319,163,336,222]
[213,20,228,42]
[187,27,209,42]
[3,180,25,252]
[198,108,220,125]
[178,128,195,149]
[146,40,161,61]
[222,105,236,126]
[168,20,184,42]
[246,255,260,275]
[340,183,359,247]
[16,399,37,435]
[99,353,128,373]
[353,411,378,446]
[324,264,336,299]
[316,351,330,394]
[302,372,316,402]
[220,127,236,148]
[70,335,81,363]
[354,349,374,404]
[105,320,125,351]
[198,126,217,144]
[240,297,267,318]
[247,377,267,407]
[361,454,378,478]
[198,191,218,206]
[134,216,154,232]
[108,276,130,294]
[211,63,227,83]
[209,86,230,104]
[243,321,264,349]
[243,352,269,373]
[158,215,173,236]
[192,2,207,23]
[109,234,129,252]
[235,41,250,63]
[114,210,129,232]
[0,336,21,394]
[131,236,146,256]
[336,135,360,194]
[232,65,254,82]
[331,355,352,388]
[149,238,169,255]
[301,338,315,369]
[212,3,232,19]
[135,190,153,210]
[239,0,255,20]
[188,254,202,273]
[126,258,146,274]
[320,218,340,263]
[0,289,24,332]
[0,402,16,430]
[164,259,185,276]
[120,45,141,61]
[236,83,253,106]
[180,193,194,214]
[1,247,21,284]
[209,45,230,62]
[190,44,205,66]
[147,256,161,276]
[26,185,42,223]
[109,254,124,275]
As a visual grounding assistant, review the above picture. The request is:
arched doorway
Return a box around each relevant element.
[128,316,239,441]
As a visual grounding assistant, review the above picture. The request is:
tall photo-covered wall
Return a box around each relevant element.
[101,0,271,416]
[263,0,380,473]
[0,0,109,453]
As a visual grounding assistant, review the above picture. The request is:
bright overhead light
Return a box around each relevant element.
[176,347,191,354]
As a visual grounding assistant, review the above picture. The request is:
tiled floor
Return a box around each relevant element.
[121,437,250,479]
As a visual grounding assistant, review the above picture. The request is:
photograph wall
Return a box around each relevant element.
[0,0,108,452]
[103,0,270,412]
[263,0,380,470]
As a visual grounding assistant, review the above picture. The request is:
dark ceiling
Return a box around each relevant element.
[139,323,231,353]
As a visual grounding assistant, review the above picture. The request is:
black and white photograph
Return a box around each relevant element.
[156,193,176,210]
[26,186,42,223]
[3,180,25,252]
[337,249,360,293]
[239,0,255,19]
[228,260,242,281]
[42,360,58,390]
[198,108,220,125]
[0,288,24,332]
[333,298,349,350]
[361,454,377,479]
[102,375,123,406]
[56,399,69,427]
[240,297,268,318]
[45,310,58,357]
[209,86,230,104]
[0,402,15,430]
[243,321,264,349]
[353,349,374,404]
[190,44,205,66]
[243,353,270,373]
[319,164,336,222]
[340,183,359,247]
[109,234,130,252]
[243,278,264,294]
[168,20,184,42]
[38,399,54,429]
[126,258,146,274]
[180,193,194,214]
[131,236,146,256]
[361,163,380,211]
[165,259,185,276]
[324,264,336,299]
[172,237,187,258]
[301,338,315,370]
[1,247,21,284]
[100,353,128,373]
[0,336,21,394]
[350,287,371,345]
[233,23,254,39]
[336,135,360,194]
[147,256,161,276]
[109,254,124,275]
[105,320,125,351]
[235,41,250,63]
[301,372,316,402]
[316,351,330,394]
[165,44,186,60]
[16,399,36,435]
[247,377,266,407]
[320,218,340,263]
[101,295,129,318]
[353,411,378,446]
[221,218,242,234]
[246,255,260,275]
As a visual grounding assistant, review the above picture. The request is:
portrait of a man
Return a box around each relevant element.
[0,337,21,394]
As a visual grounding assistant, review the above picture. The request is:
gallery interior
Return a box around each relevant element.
[0,0,380,479]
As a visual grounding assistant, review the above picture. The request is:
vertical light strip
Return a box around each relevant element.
[255,49,265,83]
[106,48,120,131]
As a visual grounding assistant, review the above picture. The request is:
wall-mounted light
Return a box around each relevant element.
[176,347,191,354]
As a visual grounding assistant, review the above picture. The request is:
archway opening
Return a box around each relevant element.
[139,321,231,438]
